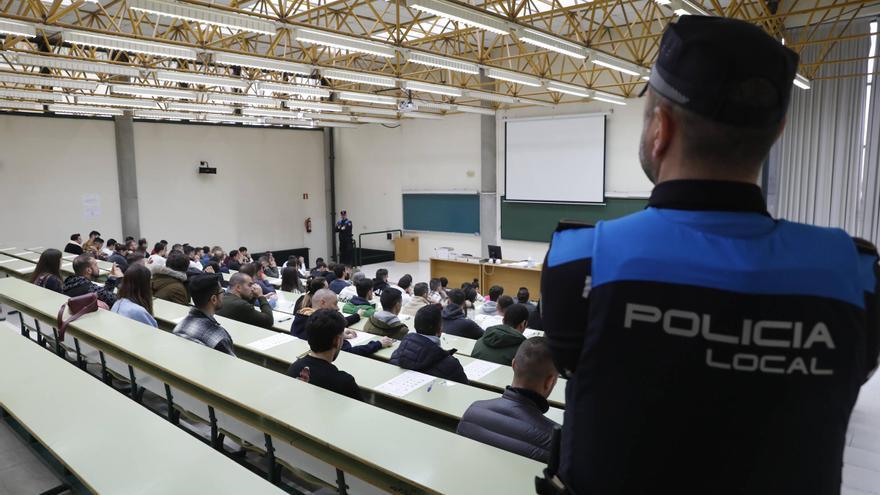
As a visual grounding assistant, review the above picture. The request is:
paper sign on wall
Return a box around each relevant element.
[82,194,101,219]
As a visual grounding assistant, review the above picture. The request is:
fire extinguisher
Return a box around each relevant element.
[305,217,312,233]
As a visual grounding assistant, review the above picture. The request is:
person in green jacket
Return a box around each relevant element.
[363,287,409,340]
[472,304,530,366]
[342,278,377,318]
[216,272,275,329]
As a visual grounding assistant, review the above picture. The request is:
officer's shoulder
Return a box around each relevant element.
[554,220,595,233]
[547,221,595,267]
[852,237,879,257]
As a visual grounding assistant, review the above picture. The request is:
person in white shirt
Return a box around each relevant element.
[427,278,443,304]
[339,271,365,302]
[149,242,168,266]
[102,238,116,258]
[388,274,413,308]
[184,245,203,271]
[475,295,514,330]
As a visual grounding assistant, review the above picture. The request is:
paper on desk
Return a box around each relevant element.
[464,360,502,381]
[523,329,543,338]
[374,370,435,397]
[346,331,375,346]
[246,333,297,351]
[275,300,296,313]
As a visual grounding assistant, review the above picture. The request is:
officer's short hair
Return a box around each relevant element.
[503,304,530,328]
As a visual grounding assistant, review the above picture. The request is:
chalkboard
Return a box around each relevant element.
[403,193,480,234]
[501,197,648,242]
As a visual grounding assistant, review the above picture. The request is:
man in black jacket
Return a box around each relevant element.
[62,254,122,307]
[287,309,363,401]
[390,304,468,384]
[64,233,83,255]
[441,289,484,339]
[457,337,559,462]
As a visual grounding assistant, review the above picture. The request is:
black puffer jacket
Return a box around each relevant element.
[441,304,484,340]
[456,387,558,463]
[390,333,468,384]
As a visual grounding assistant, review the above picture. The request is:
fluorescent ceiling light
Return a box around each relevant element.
[213,52,312,75]
[592,91,626,105]
[653,0,671,4]
[166,102,235,114]
[8,52,143,77]
[660,0,709,16]
[203,114,263,124]
[793,73,811,90]
[407,0,509,35]
[314,113,357,123]
[295,28,396,58]
[314,121,360,128]
[355,115,399,124]
[518,28,588,59]
[49,104,124,116]
[77,95,157,108]
[346,105,398,116]
[403,111,443,120]
[322,68,397,87]
[242,107,304,119]
[408,52,479,74]
[0,72,98,90]
[338,91,397,105]
[111,84,197,99]
[0,99,43,111]
[0,19,36,38]
[402,80,462,97]
[63,30,198,60]
[156,70,250,89]
[546,80,590,98]
[264,117,315,127]
[464,89,516,104]
[260,81,330,98]
[206,92,279,106]
[486,67,542,87]
[452,104,494,116]
[134,110,194,120]
[284,100,341,112]
[0,88,66,102]
[128,0,276,35]
[591,58,643,77]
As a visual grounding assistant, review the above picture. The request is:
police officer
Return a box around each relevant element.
[335,210,353,264]
[540,16,879,495]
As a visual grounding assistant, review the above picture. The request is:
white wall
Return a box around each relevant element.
[134,122,327,256]
[334,98,652,261]
[0,114,122,249]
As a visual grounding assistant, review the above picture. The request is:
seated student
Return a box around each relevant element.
[324,262,338,283]
[391,304,468,383]
[102,238,116,258]
[238,246,252,264]
[287,309,364,401]
[111,264,157,328]
[310,259,327,278]
[457,337,559,462]
[342,277,377,317]
[338,271,363,302]
[291,289,392,356]
[296,256,308,277]
[472,304,529,365]
[478,285,504,316]
[184,245,203,272]
[148,242,168,266]
[295,277,327,313]
[280,266,305,293]
[200,246,214,267]
[126,252,146,270]
[441,289,484,340]
[148,251,190,305]
[170,243,183,254]
[63,254,123,307]
[401,282,431,317]
[427,278,443,304]
[439,277,450,303]
[372,268,389,297]
[108,242,130,273]
[216,272,274,329]
[528,301,543,330]
[260,255,279,279]
[81,231,101,255]
[87,237,108,260]
[173,274,235,356]
[224,248,242,271]
[463,286,480,316]
[64,233,84,255]
[31,248,63,293]
[389,274,413,308]
[137,238,149,255]
[238,262,277,297]
[475,295,514,330]
[363,288,409,340]
[517,287,538,314]
[328,264,350,294]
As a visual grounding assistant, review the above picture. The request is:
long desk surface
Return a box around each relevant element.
[0,277,545,495]
[0,328,285,495]
[151,298,565,424]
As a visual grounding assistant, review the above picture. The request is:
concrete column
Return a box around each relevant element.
[114,111,141,239]
[479,69,498,257]
[324,127,337,263]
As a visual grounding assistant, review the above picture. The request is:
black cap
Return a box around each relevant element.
[642,16,799,127]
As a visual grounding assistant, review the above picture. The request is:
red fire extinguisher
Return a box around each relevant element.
[305,217,312,233]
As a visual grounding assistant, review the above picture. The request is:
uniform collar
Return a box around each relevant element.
[649,180,769,216]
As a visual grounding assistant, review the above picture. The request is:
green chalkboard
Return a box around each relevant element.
[501,197,648,242]
[403,193,480,234]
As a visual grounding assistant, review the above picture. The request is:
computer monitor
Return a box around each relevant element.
[488,245,502,261]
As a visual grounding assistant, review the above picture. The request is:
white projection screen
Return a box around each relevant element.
[505,114,606,203]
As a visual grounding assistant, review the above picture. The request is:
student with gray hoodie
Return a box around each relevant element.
[362,288,409,340]
[476,285,504,316]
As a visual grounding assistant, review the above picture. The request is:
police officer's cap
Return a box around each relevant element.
[642,16,799,128]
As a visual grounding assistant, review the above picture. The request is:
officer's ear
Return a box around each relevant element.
[650,103,675,163]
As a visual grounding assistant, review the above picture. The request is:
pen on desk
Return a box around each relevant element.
[278,317,292,322]
[427,380,435,393]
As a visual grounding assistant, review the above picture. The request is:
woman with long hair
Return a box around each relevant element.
[31,248,63,293]
[110,264,157,328]
[280,266,304,293]
[294,277,327,313]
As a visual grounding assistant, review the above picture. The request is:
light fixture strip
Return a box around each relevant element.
[463,89,516,104]
[260,81,330,98]
[63,30,198,60]
[486,68,542,87]
[9,52,143,77]
[590,58,642,77]
[156,70,250,89]
[793,73,811,90]
[134,110,194,120]
[206,92,280,106]
[407,0,509,35]
[166,102,236,114]
[0,99,43,111]
[403,80,462,97]
[0,19,36,37]
[111,84,197,99]
[546,81,590,98]
[322,68,397,88]
[0,72,98,90]
[408,52,479,74]
[48,104,125,115]
[285,99,342,112]
[213,52,313,75]
[77,95,157,108]
[338,91,397,105]
[518,28,588,59]
[127,0,276,35]
[295,28,397,58]
[0,88,66,102]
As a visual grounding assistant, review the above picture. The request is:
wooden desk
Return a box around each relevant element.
[429,258,482,288]
[0,330,284,495]
[430,258,543,300]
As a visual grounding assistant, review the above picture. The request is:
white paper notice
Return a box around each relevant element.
[523,329,544,338]
[82,194,101,219]
[374,371,435,398]
[464,360,502,381]
[346,332,375,347]
[246,333,297,351]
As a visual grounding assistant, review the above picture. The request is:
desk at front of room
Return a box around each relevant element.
[430,257,542,298]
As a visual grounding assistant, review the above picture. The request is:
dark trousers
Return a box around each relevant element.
[339,236,353,264]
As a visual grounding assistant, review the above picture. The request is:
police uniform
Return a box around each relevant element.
[336,212,353,264]
[540,17,880,495]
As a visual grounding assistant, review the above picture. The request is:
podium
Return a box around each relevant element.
[394,236,420,262]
